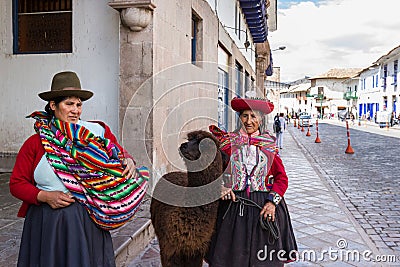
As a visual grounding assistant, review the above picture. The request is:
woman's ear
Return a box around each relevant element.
[49,101,56,111]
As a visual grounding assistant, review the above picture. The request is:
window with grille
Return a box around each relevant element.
[13,0,72,54]
[382,64,387,91]
[393,60,398,88]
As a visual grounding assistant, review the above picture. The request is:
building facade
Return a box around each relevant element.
[309,68,362,118]
[0,0,278,179]
[372,45,400,117]
[343,45,400,121]
[352,66,380,120]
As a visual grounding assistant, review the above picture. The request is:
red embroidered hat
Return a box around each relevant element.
[231,97,274,114]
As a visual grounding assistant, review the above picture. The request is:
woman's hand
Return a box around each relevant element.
[260,201,276,221]
[122,158,138,179]
[37,190,75,209]
[221,186,236,201]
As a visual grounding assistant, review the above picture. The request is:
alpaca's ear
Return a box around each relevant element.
[186,131,197,141]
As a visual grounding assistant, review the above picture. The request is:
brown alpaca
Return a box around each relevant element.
[150,130,224,267]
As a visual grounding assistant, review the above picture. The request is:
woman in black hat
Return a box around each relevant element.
[9,71,145,267]
[206,97,297,267]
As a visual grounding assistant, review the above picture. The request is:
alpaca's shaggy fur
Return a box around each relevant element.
[150,130,224,267]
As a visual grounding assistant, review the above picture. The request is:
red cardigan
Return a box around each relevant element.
[267,155,289,197]
[9,121,133,218]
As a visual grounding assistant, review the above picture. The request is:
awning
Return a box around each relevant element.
[239,0,268,43]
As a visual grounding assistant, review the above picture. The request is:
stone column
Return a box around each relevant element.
[255,41,271,96]
[256,41,274,123]
[109,0,156,168]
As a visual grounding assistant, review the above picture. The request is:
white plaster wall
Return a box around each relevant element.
[378,58,400,112]
[0,0,120,152]
[358,69,381,111]
[206,0,256,70]
[151,0,220,175]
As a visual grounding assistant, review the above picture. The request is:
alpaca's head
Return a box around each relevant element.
[179,130,222,178]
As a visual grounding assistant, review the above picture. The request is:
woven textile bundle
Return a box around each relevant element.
[29,111,149,230]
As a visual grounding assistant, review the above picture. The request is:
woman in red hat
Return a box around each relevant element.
[206,97,297,267]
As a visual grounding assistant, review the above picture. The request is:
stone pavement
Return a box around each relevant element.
[290,119,400,255]
[320,118,400,139]
[129,122,400,266]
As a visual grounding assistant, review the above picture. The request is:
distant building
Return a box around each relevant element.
[343,44,400,121]
[372,45,400,116]
[346,65,379,120]
[309,68,362,118]
[280,79,311,117]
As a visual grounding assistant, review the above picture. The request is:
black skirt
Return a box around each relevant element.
[206,191,297,267]
[18,202,116,267]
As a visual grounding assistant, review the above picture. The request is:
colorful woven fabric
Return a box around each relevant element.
[28,111,149,230]
[209,125,278,155]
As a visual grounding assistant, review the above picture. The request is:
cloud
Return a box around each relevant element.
[270,0,400,82]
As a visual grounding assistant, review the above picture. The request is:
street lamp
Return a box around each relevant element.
[271,46,286,51]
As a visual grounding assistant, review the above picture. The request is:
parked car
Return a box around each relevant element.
[299,115,313,127]
[338,110,349,121]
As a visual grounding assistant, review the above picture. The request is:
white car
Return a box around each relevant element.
[298,115,313,127]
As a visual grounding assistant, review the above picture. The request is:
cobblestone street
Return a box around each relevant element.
[289,120,400,253]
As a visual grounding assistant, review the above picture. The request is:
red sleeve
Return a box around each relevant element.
[91,121,134,162]
[9,135,43,207]
[269,154,288,197]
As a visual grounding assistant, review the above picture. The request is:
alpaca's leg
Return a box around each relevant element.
[159,244,182,267]
[184,257,203,267]
[181,252,204,267]
[159,244,174,267]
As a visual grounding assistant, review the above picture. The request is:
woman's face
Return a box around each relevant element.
[50,96,82,123]
[240,110,262,134]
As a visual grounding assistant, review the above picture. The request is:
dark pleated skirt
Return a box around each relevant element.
[206,191,297,267]
[18,202,116,267]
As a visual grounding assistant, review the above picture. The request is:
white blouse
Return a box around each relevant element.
[34,120,105,192]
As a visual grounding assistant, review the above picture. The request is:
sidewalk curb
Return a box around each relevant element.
[287,127,381,256]
[115,219,155,267]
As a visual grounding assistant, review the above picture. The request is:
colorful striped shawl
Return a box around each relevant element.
[28,111,149,230]
[209,125,278,156]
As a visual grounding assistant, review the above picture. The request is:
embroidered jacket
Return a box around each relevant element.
[209,125,288,197]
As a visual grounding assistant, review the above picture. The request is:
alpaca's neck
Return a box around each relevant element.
[187,166,219,187]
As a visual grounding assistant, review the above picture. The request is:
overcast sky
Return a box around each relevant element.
[269,0,400,82]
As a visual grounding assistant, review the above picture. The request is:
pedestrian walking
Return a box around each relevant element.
[274,113,286,149]
[206,97,297,267]
[9,71,148,267]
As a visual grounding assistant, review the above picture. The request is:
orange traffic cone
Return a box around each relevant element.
[306,120,311,136]
[294,119,297,127]
[345,121,354,154]
[315,119,321,143]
